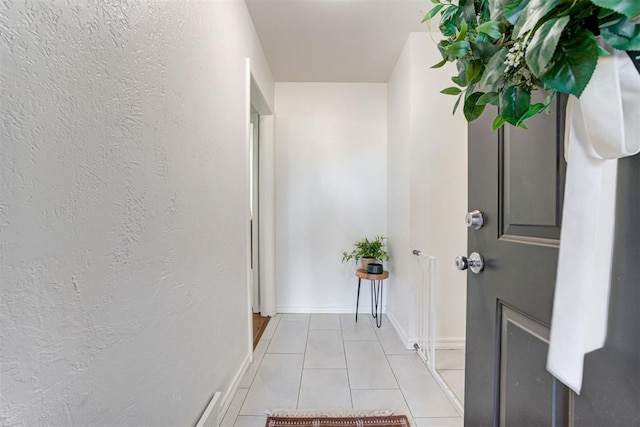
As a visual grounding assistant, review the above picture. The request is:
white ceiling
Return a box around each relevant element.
[244,0,429,82]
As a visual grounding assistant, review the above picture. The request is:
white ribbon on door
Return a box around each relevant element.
[547,46,640,394]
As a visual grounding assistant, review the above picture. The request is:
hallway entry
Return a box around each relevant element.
[246,63,277,359]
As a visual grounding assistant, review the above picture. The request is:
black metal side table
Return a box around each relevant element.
[355,268,389,328]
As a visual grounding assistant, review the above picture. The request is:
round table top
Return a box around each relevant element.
[355,268,389,280]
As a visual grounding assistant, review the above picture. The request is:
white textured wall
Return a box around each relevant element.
[386,33,468,347]
[274,83,387,313]
[386,37,415,342]
[0,1,273,425]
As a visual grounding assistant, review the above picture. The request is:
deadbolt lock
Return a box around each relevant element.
[465,210,484,230]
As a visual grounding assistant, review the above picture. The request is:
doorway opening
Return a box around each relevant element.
[246,60,276,355]
[252,312,269,348]
[249,107,270,348]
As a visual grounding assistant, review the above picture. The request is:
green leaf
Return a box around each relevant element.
[478,49,507,88]
[431,57,449,68]
[477,21,502,39]
[464,92,487,121]
[461,0,477,23]
[471,42,501,60]
[440,5,458,24]
[543,94,555,113]
[479,0,492,22]
[453,93,463,115]
[490,0,516,20]
[516,102,547,126]
[600,15,640,50]
[441,21,457,37]
[505,0,530,25]
[466,61,484,83]
[445,40,471,57]
[456,59,470,85]
[500,86,531,124]
[422,4,444,22]
[452,76,467,86]
[540,29,599,97]
[438,40,451,58]
[477,91,499,106]
[456,20,468,42]
[492,115,507,130]
[441,87,463,95]
[591,0,640,19]
[465,83,477,97]
[525,16,570,77]
[597,45,612,56]
[475,33,490,44]
[514,0,560,38]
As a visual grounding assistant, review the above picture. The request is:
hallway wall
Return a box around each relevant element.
[274,83,387,313]
[386,33,468,347]
[0,1,273,425]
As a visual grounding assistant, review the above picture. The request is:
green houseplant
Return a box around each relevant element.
[423,0,640,129]
[342,235,389,270]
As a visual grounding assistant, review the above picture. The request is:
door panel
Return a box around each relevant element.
[503,123,559,227]
[465,91,640,427]
[500,107,566,244]
[465,98,570,426]
[499,305,570,427]
[499,96,566,247]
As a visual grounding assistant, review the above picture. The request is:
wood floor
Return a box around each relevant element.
[252,313,270,349]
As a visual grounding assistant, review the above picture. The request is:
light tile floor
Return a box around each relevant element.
[435,350,466,406]
[221,314,464,427]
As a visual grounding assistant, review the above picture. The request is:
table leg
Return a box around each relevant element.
[371,279,384,328]
[370,280,376,319]
[355,277,361,322]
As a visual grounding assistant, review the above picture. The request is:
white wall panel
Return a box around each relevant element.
[274,83,387,313]
[386,33,468,347]
[0,1,273,424]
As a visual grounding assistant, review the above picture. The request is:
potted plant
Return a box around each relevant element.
[422,0,640,128]
[342,235,389,271]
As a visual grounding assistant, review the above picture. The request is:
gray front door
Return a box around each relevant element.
[463,95,639,426]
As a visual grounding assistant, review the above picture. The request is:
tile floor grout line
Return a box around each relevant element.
[243,340,271,390]
[243,341,269,389]
[233,314,281,424]
[338,314,355,409]
[264,315,283,353]
[378,315,418,422]
[233,337,273,424]
[223,388,249,427]
[295,315,312,409]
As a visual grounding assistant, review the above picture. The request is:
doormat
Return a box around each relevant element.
[265,409,409,427]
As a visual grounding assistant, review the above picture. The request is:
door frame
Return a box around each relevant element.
[245,59,276,358]
[250,110,260,314]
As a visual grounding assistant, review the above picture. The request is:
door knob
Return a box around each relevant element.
[465,210,484,230]
[455,252,485,274]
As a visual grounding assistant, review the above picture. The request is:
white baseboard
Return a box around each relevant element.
[384,310,414,350]
[435,338,466,350]
[385,311,465,351]
[276,307,465,351]
[276,305,384,314]
[217,352,252,426]
[195,391,222,427]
